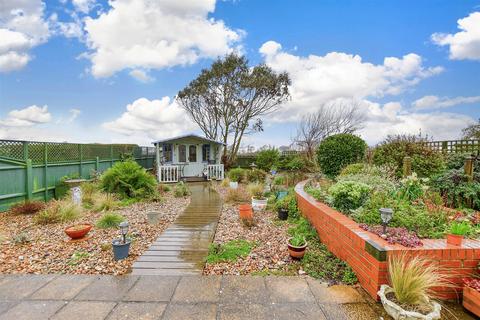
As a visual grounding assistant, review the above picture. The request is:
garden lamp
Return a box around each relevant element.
[250,162,257,170]
[380,208,393,236]
[119,221,129,244]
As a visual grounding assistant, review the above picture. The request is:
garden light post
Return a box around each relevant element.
[119,221,129,244]
[380,208,393,236]
[250,162,257,170]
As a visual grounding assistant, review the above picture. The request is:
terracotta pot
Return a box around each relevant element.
[446,233,463,246]
[65,223,92,239]
[239,204,253,220]
[287,238,307,259]
[463,285,480,317]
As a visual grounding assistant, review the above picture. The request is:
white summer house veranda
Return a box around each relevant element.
[153,134,225,183]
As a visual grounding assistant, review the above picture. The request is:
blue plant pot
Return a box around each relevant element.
[112,239,131,261]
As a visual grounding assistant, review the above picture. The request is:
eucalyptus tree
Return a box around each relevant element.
[177,53,290,166]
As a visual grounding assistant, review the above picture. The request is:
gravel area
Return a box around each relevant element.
[204,184,294,275]
[0,193,189,275]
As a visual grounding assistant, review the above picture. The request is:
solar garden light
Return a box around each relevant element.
[380,208,393,236]
[250,162,257,170]
[119,221,129,244]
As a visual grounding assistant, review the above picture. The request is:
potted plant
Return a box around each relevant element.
[463,277,480,317]
[238,203,253,221]
[112,221,131,261]
[378,255,445,320]
[446,220,471,246]
[248,183,267,211]
[275,197,289,220]
[287,234,307,259]
[64,223,92,240]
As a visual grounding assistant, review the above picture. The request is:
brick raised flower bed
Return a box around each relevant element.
[295,180,480,300]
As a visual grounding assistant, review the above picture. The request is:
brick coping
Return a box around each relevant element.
[295,180,480,300]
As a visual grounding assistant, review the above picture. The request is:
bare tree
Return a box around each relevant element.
[294,99,366,159]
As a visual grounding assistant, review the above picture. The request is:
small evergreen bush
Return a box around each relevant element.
[316,134,367,177]
[100,160,157,199]
[245,169,267,183]
[255,148,280,171]
[328,181,371,213]
[228,168,245,183]
[173,182,190,198]
[372,134,445,178]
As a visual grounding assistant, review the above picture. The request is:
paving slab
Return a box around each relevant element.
[106,302,167,320]
[30,275,95,300]
[0,300,65,320]
[162,303,217,320]
[51,301,116,320]
[220,276,268,304]
[266,277,315,303]
[306,279,365,304]
[0,275,56,300]
[218,303,270,320]
[172,276,221,303]
[0,302,15,315]
[123,276,179,302]
[270,303,327,320]
[74,276,137,301]
[319,303,379,320]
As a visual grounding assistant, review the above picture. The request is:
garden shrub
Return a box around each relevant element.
[225,187,250,203]
[247,183,264,199]
[372,134,445,178]
[273,176,285,186]
[430,169,480,209]
[93,193,119,212]
[81,182,98,206]
[34,200,82,224]
[9,200,45,215]
[245,169,267,183]
[227,168,245,183]
[288,217,317,241]
[445,152,480,171]
[316,134,367,177]
[277,154,310,172]
[96,212,125,229]
[255,148,280,171]
[173,182,190,198]
[336,174,396,194]
[339,163,393,178]
[397,173,427,202]
[158,184,171,193]
[328,181,371,213]
[100,160,157,199]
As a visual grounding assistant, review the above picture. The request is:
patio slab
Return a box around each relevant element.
[220,276,268,304]
[0,300,65,320]
[172,276,221,303]
[51,301,116,320]
[30,275,95,300]
[74,276,137,301]
[0,275,56,300]
[162,303,217,320]
[106,302,167,320]
[266,277,315,303]
[123,276,179,302]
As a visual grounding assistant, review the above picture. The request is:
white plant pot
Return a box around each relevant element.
[377,285,441,320]
[251,197,267,211]
[229,181,238,189]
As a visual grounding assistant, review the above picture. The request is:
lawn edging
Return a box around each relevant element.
[295,179,480,300]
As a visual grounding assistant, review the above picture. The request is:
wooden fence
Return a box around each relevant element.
[0,140,155,212]
[423,140,480,153]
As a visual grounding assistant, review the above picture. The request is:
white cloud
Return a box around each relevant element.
[0,0,51,72]
[67,108,81,123]
[72,0,96,14]
[129,69,154,82]
[102,97,195,139]
[0,105,52,126]
[83,0,243,78]
[359,100,474,144]
[413,95,480,110]
[432,12,480,61]
[259,41,443,121]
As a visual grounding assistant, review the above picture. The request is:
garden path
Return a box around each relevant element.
[132,182,222,275]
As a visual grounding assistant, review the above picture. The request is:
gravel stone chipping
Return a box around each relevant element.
[0,193,189,275]
[203,184,294,275]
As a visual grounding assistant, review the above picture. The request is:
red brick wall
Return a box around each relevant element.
[295,180,480,300]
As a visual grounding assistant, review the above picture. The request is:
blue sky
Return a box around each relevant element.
[0,0,479,148]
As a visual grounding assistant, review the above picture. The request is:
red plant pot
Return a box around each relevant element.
[463,286,480,316]
[239,204,253,221]
[287,239,307,259]
[446,234,463,246]
[65,223,92,239]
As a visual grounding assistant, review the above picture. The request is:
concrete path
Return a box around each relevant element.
[0,274,394,320]
[132,183,222,276]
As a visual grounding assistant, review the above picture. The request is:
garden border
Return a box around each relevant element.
[295,180,480,301]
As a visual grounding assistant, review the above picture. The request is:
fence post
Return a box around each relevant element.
[464,156,474,183]
[403,156,412,177]
[25,159,33,201]
[23,141,29,160]
[79,144,83,178]
[110,145,114,167]
[44,143,48,202]
[95,156,100,173]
